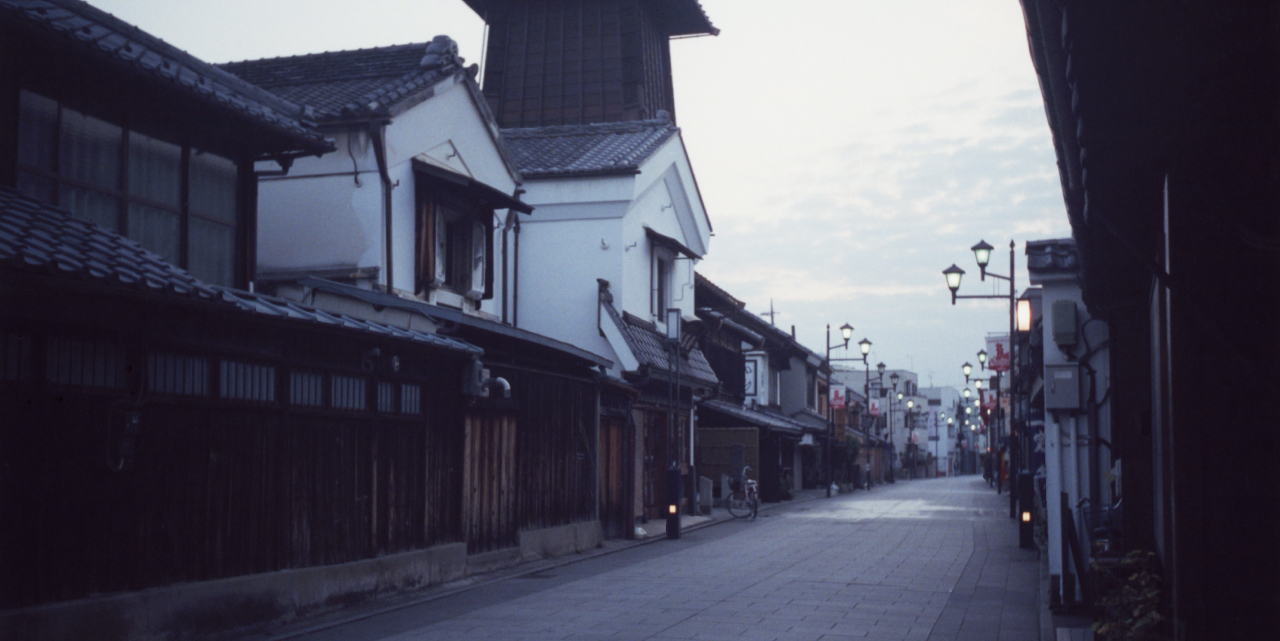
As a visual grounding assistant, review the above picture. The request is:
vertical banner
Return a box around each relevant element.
[986,334,1011,372]
[829,386,845,410]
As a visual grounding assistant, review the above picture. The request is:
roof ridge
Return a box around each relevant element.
[220,41,430,70]
[502,115,676,138]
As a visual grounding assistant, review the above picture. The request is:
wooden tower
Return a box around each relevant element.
[462,0,716,128]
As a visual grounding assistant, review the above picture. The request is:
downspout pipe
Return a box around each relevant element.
[513,213,522,327]
[370,125,394,292]
[503,187,526,325]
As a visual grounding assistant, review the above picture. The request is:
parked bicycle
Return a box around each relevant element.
[726,465,759,519]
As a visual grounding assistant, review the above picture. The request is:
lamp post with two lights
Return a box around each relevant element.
[944,240,1019,518]
[857,338,874,490]
[824,323,854,498]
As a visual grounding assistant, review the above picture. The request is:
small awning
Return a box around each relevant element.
[645,226,701,259]
[412,159,533,214]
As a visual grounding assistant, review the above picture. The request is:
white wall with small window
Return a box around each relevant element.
[255,72,520,319]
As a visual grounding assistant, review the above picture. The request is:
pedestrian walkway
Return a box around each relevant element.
[255,477,1040,641]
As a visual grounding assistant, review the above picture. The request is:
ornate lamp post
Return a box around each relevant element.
[858,338,873,490]
[944,240,1019,519]
[876,362,886,483]
[824,323,853,498]
[889,372,900,483]
[905,398,917,479]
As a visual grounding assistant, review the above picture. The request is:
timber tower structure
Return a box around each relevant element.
[462,0,717,128]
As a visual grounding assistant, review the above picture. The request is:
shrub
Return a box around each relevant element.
[1091,550,1165,641]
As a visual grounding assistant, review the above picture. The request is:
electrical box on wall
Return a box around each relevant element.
[1045,365,1081,410]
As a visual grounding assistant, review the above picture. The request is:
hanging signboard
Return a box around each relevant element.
[986,334,1011,372]
[869,398,881,417]
[830,386,846,410]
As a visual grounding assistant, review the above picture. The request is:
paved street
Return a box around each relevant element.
[257,476,1039,641]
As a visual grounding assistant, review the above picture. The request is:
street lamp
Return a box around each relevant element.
[963,361,972,383]
[977,349,988,371]
[943,239,1019,520]
[857,338,873,490]
[876,361,886,483]
[889,372,900,483]
[905,399,917,480]
[825,322,854,498]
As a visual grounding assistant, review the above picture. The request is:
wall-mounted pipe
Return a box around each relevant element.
[370,125,394,292]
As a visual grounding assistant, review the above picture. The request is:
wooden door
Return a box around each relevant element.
[599,415,631,538]
[463,411,517,554]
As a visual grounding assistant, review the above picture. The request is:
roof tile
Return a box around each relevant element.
[219,38,467,121]
[2,0,331,155]
[603,301,717,388]
[502,116,679,178]
[0,187,477,355]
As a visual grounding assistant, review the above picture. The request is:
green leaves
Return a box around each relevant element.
[1090,550,1167,641]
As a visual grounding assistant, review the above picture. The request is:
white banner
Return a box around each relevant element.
[986,334,1011,372]
[829,386,845,410]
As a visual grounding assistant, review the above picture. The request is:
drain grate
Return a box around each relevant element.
[518,570,556,579]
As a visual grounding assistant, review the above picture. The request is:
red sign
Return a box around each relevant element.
[829,387,845,410]
[986,335,1011,372]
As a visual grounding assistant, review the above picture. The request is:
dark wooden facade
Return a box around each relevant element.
[477,0,680,127]
[1020,1,1280,636]
[0,273,471,608]
[597,382,636,539]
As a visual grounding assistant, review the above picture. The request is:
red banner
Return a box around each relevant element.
[986,335,1011,372]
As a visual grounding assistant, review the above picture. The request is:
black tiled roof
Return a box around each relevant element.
[502,116,679,178]
[1,0,331,155]
[699,399,805,436]
[603,302,717,388]
[1026,238,1080,274]
[220,39,467,121]
[0,186,220,299]
[297,277,610,369]
[0,187,477,355]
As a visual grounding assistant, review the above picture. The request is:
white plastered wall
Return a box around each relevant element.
[255,74,521,319]
[1035,271,1111,600]
[514,134,711,378]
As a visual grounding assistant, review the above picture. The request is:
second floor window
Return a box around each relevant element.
[415,176,490,303]
[651,247,674,320]
[15,90,240,286]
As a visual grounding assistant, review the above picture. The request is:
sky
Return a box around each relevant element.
[89,0,1071,390]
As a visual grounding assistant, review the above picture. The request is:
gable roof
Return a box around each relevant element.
[220,38,470,122]
[0,187,477,355]
[601,301,717,389]
[1,0,331,158]
[502,115,679,178]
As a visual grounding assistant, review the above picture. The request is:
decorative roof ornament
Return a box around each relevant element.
[420,35,463,72]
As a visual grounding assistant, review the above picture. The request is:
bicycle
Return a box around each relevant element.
[726,466,759,519]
